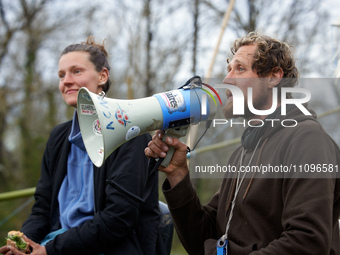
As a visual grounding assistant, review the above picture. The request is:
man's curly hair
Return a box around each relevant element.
[231,31,299,98]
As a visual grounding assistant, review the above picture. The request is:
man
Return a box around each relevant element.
[145,32,340,254]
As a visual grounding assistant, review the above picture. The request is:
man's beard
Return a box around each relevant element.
[223,85,269,120]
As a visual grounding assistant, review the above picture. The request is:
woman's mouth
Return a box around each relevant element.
[66,89,78,94]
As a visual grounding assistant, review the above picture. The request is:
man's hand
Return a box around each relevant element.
[145,130,189,188]
[0,236,47,255]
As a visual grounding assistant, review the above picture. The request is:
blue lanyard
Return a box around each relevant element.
[217,238,228,255]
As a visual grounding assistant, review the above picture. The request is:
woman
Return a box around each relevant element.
[1,37,164,255]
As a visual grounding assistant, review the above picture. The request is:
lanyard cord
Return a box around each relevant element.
[220,138,262,243]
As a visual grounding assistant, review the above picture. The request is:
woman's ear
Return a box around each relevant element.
[268,67,283,88]
[99,67,109,85]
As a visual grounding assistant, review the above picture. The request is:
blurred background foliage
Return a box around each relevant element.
[1,0,340,254]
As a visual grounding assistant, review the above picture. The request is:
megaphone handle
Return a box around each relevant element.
[160,127,188,167]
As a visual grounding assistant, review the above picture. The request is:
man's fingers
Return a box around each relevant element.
[152,131,169,150]
[155,130,164,139]
[144,131,169,159]
[146,140,167,158]
[163,136,187,153]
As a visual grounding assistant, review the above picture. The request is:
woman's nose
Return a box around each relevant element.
[63,73,73,85]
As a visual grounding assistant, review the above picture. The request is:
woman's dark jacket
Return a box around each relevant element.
[21,120,163,255]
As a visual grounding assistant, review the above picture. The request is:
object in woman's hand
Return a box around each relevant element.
[6,231,31,253]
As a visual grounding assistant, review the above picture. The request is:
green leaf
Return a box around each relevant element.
[8,235,27,250]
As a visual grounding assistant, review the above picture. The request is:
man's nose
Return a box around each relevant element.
[222,72,236,85]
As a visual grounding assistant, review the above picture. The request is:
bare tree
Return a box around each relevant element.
[0,0,97,186]
[202,0,332,76]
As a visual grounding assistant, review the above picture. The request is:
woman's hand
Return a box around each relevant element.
[0,236,46,255]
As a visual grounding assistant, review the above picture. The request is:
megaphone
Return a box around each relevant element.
[77,77,220,167]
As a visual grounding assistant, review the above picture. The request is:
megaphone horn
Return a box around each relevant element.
[77,81,219,167]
